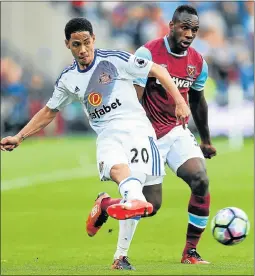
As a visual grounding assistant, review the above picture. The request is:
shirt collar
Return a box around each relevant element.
[163,36,187,57]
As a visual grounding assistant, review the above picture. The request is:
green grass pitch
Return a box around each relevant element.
[1,136,254,275]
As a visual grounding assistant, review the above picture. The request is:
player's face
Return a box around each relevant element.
[65,31,95,69]
[169,12,199,53]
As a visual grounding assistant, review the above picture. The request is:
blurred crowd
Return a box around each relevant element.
[1,1,254,136]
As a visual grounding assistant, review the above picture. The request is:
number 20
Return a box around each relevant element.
[130,148,149,163]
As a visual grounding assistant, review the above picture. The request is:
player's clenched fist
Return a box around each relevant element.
[0,136,22,151]
[200,143,217,159]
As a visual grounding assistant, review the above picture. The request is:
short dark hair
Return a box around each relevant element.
[172,5,198,22]
[65,17,93,40]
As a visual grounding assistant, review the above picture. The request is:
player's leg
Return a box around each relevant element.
[86,171,152,238]
[86,139,153,237]
[107,164,153,220]
[107,133,165,220]
[142,182,162,216]
[112,178,163,270]
[164,126,210,264]
[177,158,210,264]
[111,135,165,270]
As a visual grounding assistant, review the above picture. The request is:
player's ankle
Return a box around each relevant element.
[101,198,121,211]
[183,246,195,255]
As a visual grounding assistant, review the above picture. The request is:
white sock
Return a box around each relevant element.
[118,177,146,202]
[114,177,145,260]
[114,217,140,260]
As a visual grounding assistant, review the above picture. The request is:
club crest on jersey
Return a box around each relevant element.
[187,65,196,78]
[88,92,102,107]
[99,72,112,84]
[134,57,148,68]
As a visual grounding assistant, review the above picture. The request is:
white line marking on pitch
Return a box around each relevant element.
[1,166,97,192]
[1,143,241,192]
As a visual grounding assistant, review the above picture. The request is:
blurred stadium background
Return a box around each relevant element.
[1,1,254,275]
[1,1,254,140]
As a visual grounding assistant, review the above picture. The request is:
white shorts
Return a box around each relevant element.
[96,130,165,186]
[157,125,204,174]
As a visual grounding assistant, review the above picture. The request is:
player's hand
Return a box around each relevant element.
[175,101,191,129]
[200,143,217,159]
[0,136,22,152]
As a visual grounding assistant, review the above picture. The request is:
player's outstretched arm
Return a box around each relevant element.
[149,63,190,125]
[189,88,216,159]
[134,85,145,101]
[0,106,58,152]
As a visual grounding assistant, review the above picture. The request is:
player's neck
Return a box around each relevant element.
[167,37,185,55]
[78,61,92,71]
[77,52,95,71]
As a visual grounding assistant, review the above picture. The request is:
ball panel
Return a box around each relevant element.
[213,226,232,244]
[215,208,234,226]
[229,218,247,237]
[228,207,249,221]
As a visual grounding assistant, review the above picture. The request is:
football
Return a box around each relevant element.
[211,207,250,246]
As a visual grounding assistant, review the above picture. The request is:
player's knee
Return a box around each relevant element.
[190,171,209,196]
[110,164,131,184]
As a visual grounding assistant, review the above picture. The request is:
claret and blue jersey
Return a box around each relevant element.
[134,36,208,139]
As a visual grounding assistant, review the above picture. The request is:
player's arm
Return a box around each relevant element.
[189,88,211,143]
[148,63,187,105]
[134,85,144,101]
[120,52,190,125]
[0,106,57,151]
[1,80,74,151]
[189,59,216,159]
[132,46,189,121]
[133,46,151,101]
[148,63,190,125]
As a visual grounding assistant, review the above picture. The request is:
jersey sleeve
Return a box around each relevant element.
[46,79,75,111]
[116,50,153,81]
[190,59,208,91]
[133,46,152,87]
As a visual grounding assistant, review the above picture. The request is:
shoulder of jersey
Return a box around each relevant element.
[144,37,165,52]
[96,49,131,62]
[187,47,203,62]
[55,60,77,86]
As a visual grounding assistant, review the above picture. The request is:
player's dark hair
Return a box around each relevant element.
[172,5,198,22]
[65,17,93,40]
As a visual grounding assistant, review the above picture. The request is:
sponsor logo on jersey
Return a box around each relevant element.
[172,77,194,88]
[156,76,193,88]
[187,65,196,78]
[88,92,102,107]
[89,98,122,119]
[99,72,112,84]
[134,57,148,68]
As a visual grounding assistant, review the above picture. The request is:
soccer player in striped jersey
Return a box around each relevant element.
[0,18,190,269]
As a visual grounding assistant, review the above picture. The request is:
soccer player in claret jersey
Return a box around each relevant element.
[0,18,190,268]
[134,5,217,264]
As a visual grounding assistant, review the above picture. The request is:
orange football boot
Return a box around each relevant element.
[181,249,210,264]
[86,192,110,237]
